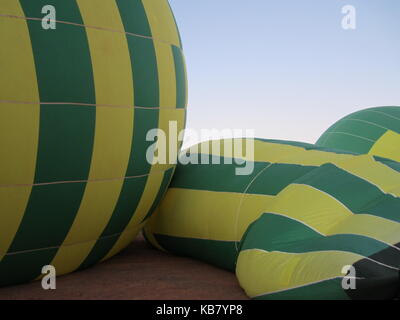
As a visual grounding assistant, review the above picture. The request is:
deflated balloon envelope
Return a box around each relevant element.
[145,138,400,299]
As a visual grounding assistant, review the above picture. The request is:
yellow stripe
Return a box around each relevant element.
[192,139,355,166]
[369,130,400,163]
[153,188,240,241]
[190,137,400,197]
[146,169,400,251]
[50,0,134,274]
[143,214,167,252]
[188,140,400,197]
[142,0,181,47]
[268,184,352,233]
[104,36,186,259]
[236,249,363,297]
[191,139,400,196]
[252,139,355,165]
[334,154,400,197]
[0,3,40,260]
[102,223,144,261]
[153,42,176,109]
[104,108,186,260]
[145,188,273,242]
[329,214,400,245]
[268,183,400,244]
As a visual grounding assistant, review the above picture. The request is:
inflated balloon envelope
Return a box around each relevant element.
[0,0,187,286]
[144,138,400,299]
[317,106,400,162]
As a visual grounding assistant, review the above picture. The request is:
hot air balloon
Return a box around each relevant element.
[317,106,400,162]
[144,138,400,299]
[0,0,187,286]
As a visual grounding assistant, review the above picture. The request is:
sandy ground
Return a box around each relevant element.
[0,233,248,300]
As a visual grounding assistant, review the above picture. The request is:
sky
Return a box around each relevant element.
[169,0,400,146]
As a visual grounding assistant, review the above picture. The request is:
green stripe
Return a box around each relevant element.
[348,108,400,134]
[317,132,374,154]
[117,0,159,109]
[90,110,161,243]
[296,163,400,222]
[79,176,148,270]
[240,213,399,267]
[126,109,160,177]
[171,158,267,192]
[316,121,341,147]
[141,167,175,223]
[331,118,386,141]
[17,0,83,23]
[246,164,315,195]
[129,37,160,108]
[171,157,264,191]
[0,248,58,287]
[154,234,238,271]
[374,156,400,173]
[79,109,161,269]
[254,278,349,300]
[96,111,161,239]
[80,8,161,267]
[116,0,152,38]
[172,45,186,109]
[171,158,315,195]
[365,106,400,122]
[0,0,96,285]
[347,260,400,299]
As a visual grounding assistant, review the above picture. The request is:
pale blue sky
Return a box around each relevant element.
[169,0,400,145]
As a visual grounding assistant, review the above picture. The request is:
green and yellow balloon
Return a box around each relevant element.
[317,106,400,162]
[145,138,400,300]
[0,0,186,286]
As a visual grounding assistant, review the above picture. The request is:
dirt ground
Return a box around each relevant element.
[0,233,248,300]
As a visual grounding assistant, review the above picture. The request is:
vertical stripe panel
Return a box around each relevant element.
[153,42,176,108]
[104,7,186,257]
[0,1,40,260]
[115,0,152,37]
[104,113,183,258]
[142,0,181,47]
[105,110,186,257]
[104,167,174,261]
[49,0,135,275]
[0,0,96,285]
[79,0,162,267]
[172,46,187,109]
